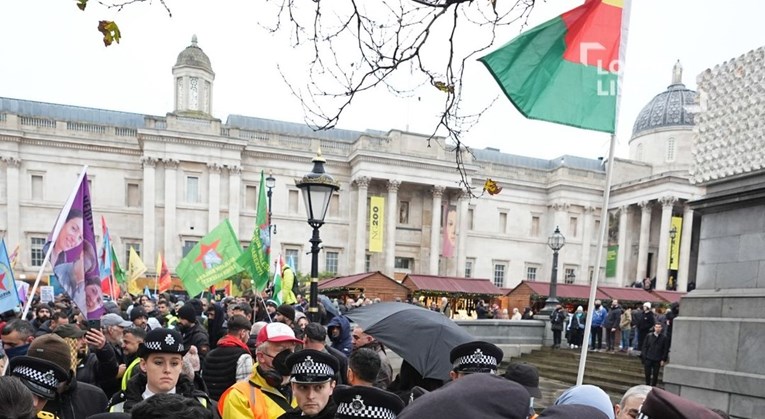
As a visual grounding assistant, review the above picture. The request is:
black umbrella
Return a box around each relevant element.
[346,302,474,380]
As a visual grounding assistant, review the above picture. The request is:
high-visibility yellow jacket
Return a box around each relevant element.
[218,363,295,419]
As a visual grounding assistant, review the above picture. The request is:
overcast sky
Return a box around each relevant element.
[1,1,763,161]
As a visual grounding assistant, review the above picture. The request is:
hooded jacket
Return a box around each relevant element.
[326,315,352,356]
[218,363,297,419]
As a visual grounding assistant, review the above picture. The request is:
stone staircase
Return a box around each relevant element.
[502,346,662,406]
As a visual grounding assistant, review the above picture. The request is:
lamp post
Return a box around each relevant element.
[295,150,340,322]
[542,226,566,314]
[266,171,276,238]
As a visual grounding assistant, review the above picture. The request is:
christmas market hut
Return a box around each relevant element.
[318,271,409,302]
[400,274,504,317]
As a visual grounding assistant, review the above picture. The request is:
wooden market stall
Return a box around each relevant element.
[318,271,410,302]
[400,274,504,318]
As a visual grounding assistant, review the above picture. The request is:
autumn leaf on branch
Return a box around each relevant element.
[483,178,503,195]
[97,20,121,46]
[433,81,455,94]
[76,0,88,11]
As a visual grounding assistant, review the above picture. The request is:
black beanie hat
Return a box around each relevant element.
[277,304,296,322]
[177,304,197,323]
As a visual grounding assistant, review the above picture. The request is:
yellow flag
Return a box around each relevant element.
[127,247,147,295]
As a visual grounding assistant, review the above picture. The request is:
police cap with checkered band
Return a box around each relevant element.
[138,328,188,358]
[333,385,405,419]
[8,355,71,400]
[286,349,339,384]
[449,341,503,374]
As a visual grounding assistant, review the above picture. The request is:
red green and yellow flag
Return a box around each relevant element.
[176,219,245,297]
[479,0,630,133]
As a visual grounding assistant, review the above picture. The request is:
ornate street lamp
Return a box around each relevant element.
[295,150,340,322]
[542,226,566,314]
[266,171,276,237]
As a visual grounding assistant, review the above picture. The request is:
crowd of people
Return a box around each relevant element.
[0,290,724,419]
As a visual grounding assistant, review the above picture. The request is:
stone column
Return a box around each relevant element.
[636,201,652,283]
[456,191,470,277]
[430,186,445,275]
[616,205,630,285]
[354,177,370,274]
[207,163,221,230]
[677,204,694,292]
[228,165,241,236]
[3,157,21,250]
[141,157,157,268]
[579,205,596,283]
[163,159,179,269]
[656,196,676,290]
[385,180,400,278]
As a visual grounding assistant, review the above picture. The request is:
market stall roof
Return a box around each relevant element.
[519,281,609,300]
[598,286,662,303]
[650,290,686,303]
[402,274,503,296]
[319,272,378,290]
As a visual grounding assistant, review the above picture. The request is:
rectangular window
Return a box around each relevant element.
[30,237,46,267]
[186,176,199,203]
[285,249,300,273]
[499,212,508,234]
[181,241,196,258]
[467,208,474,230]
[593,220,601,241]
[465,258,475,278]
[399,201,409,224]
[493,263,506,288]
[365,254,371,273]
[564,268,576,284]
[569,217,578,237]
[31,175,43,200]
[329,194,340,218]
[394,257,414,271]
[531,216,540,237]
[245,185,257,211]
[126,182,141,207]
[325,251,339,275]
[289,190,299,214]
[526,266,538,281]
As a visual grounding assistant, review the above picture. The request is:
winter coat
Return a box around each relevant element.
[637,309,656,333]
[203,336,252,401]
[278,401,337,419]
[620,309,632,330]
[642,331,670,362]
[327,315,352,357]
[181,322,211,361]
[218,363,296,419]
[42,378,108,419]
[76,344,119,387]
[108,369,218,417]
[590,306,608,327]
[603,306,623,329]
[550,309,566,331]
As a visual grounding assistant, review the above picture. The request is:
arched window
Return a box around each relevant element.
[636,143,644,161]
[666,137,676,162]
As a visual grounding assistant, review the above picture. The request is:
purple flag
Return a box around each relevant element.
[43,171,105,319]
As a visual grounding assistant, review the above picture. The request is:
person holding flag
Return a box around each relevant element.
[99,216,119,300]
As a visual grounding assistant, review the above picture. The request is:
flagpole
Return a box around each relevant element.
[22,166,88,321]
[576,136,617,385]
[154,255,159,296]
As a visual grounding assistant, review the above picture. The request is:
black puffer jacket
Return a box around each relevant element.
[42,378,108,419]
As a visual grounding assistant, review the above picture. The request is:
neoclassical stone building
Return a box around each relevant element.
[0,38,701,291]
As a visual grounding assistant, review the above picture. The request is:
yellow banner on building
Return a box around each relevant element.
[668,216,682,270]
[369,196,384,253]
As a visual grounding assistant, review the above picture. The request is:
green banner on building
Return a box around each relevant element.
[606,245,618,277]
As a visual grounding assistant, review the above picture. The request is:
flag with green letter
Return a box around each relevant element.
[177,219,245,297]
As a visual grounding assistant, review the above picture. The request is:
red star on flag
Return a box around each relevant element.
[194,240,221,264]
[0,271,6,291]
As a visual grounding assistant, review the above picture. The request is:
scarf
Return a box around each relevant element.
[216,334,251,354]
[63,337,80,374]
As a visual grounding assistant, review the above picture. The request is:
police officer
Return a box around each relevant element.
[333,385,405,419]
[278,349,339,419]
[448,341,504,381]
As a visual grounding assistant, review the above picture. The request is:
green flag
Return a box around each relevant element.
[111,244,126,284]
[177,219,245,296]
[238,171,271,291]
[478,0,629,133]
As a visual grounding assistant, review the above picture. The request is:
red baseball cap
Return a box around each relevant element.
[256,322,303,346]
